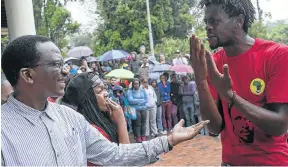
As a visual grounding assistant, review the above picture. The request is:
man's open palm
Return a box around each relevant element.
[168,119,210,147]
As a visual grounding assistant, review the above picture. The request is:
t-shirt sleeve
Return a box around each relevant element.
[266,45,288,103]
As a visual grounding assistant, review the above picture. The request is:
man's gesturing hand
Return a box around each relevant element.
[190,34,209,83]
[167,119,210,147]
[204,46,234,101]
[189,34,234,100]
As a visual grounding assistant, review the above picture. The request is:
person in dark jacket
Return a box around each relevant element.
[170,74,180,126]
[151,79,164,134]
[129,52,139,75]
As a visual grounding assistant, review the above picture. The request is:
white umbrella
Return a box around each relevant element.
[67,46,93,58]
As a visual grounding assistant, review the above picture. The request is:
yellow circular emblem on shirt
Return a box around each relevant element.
[250,78,265,95]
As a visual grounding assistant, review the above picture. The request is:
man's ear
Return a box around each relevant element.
[19,68,35,85]
[234,14,245,28]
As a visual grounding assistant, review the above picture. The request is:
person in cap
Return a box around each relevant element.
[172,50,188,65]
[129,51,140,74]
[67,61,77,75]
[81,57,92,72]
[78,65,87,73]
[138,55,150,79]
[137,45,149,65]
[1,35,209,166]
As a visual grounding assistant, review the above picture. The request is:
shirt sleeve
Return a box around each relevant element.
[83,118,169,166]
[265,46,288,103]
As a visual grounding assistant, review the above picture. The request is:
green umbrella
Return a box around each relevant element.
[105,69,134,79]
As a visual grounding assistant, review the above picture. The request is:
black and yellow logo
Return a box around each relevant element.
[250,78,265,95]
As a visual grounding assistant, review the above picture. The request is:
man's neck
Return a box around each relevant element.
[14,90,47,111]
[223,35,255,57]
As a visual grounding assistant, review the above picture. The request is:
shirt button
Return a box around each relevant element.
[49,130,53,134]
[56,153,60,157]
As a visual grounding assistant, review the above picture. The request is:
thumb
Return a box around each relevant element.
[223,64,230,79]
[176,119,185,127]
[205,50,218,74]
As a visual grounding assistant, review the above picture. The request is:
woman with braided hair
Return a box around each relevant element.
[65,72,130,165]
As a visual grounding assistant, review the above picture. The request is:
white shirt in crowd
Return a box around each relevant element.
[172,57,188,65]
[143,85,157,107]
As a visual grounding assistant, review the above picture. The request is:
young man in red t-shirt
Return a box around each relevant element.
[190,0,288,166]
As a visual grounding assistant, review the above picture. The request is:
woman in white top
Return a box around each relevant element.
[142,78,158,138]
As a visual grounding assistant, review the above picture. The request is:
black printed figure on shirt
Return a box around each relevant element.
[227,99,255,144]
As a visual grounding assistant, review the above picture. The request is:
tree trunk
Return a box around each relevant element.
[256,0,263,21]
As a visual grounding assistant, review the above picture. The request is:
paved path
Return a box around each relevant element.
[150,135,222,166]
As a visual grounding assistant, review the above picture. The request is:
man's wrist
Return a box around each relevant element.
[167,135,175,148]
[224,90,234,102]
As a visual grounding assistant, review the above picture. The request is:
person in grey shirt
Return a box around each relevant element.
[179,76,197,127]
[1,35,209,166]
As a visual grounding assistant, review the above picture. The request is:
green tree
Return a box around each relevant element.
[93,0,201,56]
[267,21,288,45]
[249,20,268,39]
[70,33,93,47]
[1,36,9,53]
[33,0,80,49]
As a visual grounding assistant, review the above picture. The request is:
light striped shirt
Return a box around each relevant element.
[1,94,169,166]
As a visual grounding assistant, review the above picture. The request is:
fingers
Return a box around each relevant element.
[107,98,118,106]
[223,64,230,80]
[205,50,222,77]
[190,35,196,62]
[176,119,185,127]
[195,39,201,61]
[200,43,205,62]
[105,103,113,115]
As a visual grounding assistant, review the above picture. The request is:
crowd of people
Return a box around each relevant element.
[52,44,209,143]
[1,0,287,166]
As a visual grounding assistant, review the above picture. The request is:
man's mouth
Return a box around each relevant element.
[57,77,66,83]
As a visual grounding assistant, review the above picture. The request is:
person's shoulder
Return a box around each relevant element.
[212,48,225,59]
[256,38,288,55]
[49,102,85,122]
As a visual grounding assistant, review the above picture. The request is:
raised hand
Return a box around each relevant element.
[106,99,126,125]
[167,119,210,147]
[205,49,233,101]
[189,34,208,82]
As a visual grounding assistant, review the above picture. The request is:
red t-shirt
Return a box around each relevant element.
[209,39,288,165]
[47,97,55,103]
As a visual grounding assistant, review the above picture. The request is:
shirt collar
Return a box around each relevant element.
[6,94,57,125]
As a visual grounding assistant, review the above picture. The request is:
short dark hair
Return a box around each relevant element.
[199,0,256,33]
[160,74,166,79]
[132,78,141,89]
[1,35,51,86]
[110,76,117,80]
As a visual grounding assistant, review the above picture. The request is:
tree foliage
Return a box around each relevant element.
[92,0,203,56]
[267,20,288,45]
[33,0,80,49]
[70,33,93,47]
